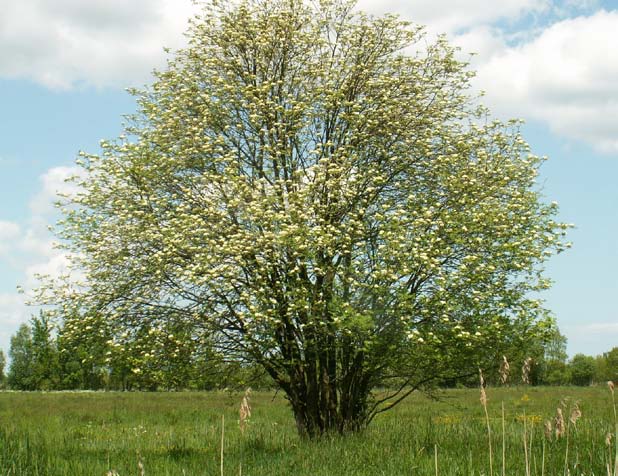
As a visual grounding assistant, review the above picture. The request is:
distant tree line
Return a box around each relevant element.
[0,313,273,391]
[453,328,618,388]
[0,316,615,391]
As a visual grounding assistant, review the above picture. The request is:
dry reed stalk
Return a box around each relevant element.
[479,369,494,476]
[542,435,546,476]
[555,407,565,439]
[569,401,582,474]
[523,410,530,476]
[221,414,225,476]
[555,405,570,475]
[501,401,506,476]
[499,356,510,385]
[562,403,581,476]
[609,381,618,476]
[499,356,509,476]
[564,425,570,476]
[239,388,252,435]
[137,451,145,476]
[529,424,537,476]
[569,402,581,426]
[239,387,252,476]
[607,432,614,476]
[522,357,532,385]
[544,420,553,441]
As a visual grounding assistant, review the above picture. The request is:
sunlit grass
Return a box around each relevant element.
[0,386,614,475]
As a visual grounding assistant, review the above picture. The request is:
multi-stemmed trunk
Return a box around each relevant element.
[260,332,375,438]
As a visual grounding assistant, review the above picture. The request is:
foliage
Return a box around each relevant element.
[530,326,569,386]
[30,312,61,390]
[55,318,109,390]
[7,323,35,390]
[569,353,596,386]
[543,326,568,363]
[604,347,618,379]
[7,315,61,390]
[4,316,272,391]
[592,346,618,383]
[544,360,570,385]
[37,0,569,436]
[0,349,5,386]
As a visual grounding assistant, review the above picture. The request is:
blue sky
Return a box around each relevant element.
[0,0,616,358]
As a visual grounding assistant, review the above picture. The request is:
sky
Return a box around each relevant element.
[0,0,616,358]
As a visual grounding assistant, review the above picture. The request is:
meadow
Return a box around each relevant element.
[0,386,616,475]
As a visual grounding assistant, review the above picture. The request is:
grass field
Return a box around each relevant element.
[0,386,616,475]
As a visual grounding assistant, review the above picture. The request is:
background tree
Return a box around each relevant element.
[30,312,60,390]
[569,353,596,386]
[538,327,569,385]
[0,349,6,387]
[8,323,34,390]
[544,359,570,386]
[603,347,618,381]
[55,312,110,390]
[594,346,618,383]
[40,0,569,437]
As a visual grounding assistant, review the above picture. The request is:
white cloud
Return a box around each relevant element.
[354,2,618,154]
[24,253,72,289]
[2,0,614,154]
[0,221,20,241]
[0,0,555,89]
[0,293,28,325]
[357,0,549,35]
[571,322,618,334]
[0,221,21,257]
[19,166,82,259]
[0,292,28,354]
[469,10,618,153]
[451,26,509,65]
[564,321,618,356]
[29,165,82,216]
[0,166,82,353]
[0,0,198,89]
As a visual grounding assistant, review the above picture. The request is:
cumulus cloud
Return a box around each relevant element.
[17,166,82,259]
[29,165,81,216]
[0,0,198,89]
[24,253,72,290]
[0,291,28,355]
[464,10,618,154]
[0,293,28,324]
[353,1,618,154]
[0,166,82,353]
[0,221,21,255]
[573,322,618,333]
[564,321,618,355]
[0,0,562,90]
[357,0,550,35]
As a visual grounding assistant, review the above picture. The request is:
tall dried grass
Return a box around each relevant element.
[609,381,618,476]
[480,368,494,476]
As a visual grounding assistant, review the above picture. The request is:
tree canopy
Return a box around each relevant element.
[38,0,569,437]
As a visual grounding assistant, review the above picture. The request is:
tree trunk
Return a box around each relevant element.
[284,355,372,438]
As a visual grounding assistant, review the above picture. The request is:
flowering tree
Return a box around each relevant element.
[41,0,569,437]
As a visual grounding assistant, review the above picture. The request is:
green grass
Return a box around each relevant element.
[0,386,615,475]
